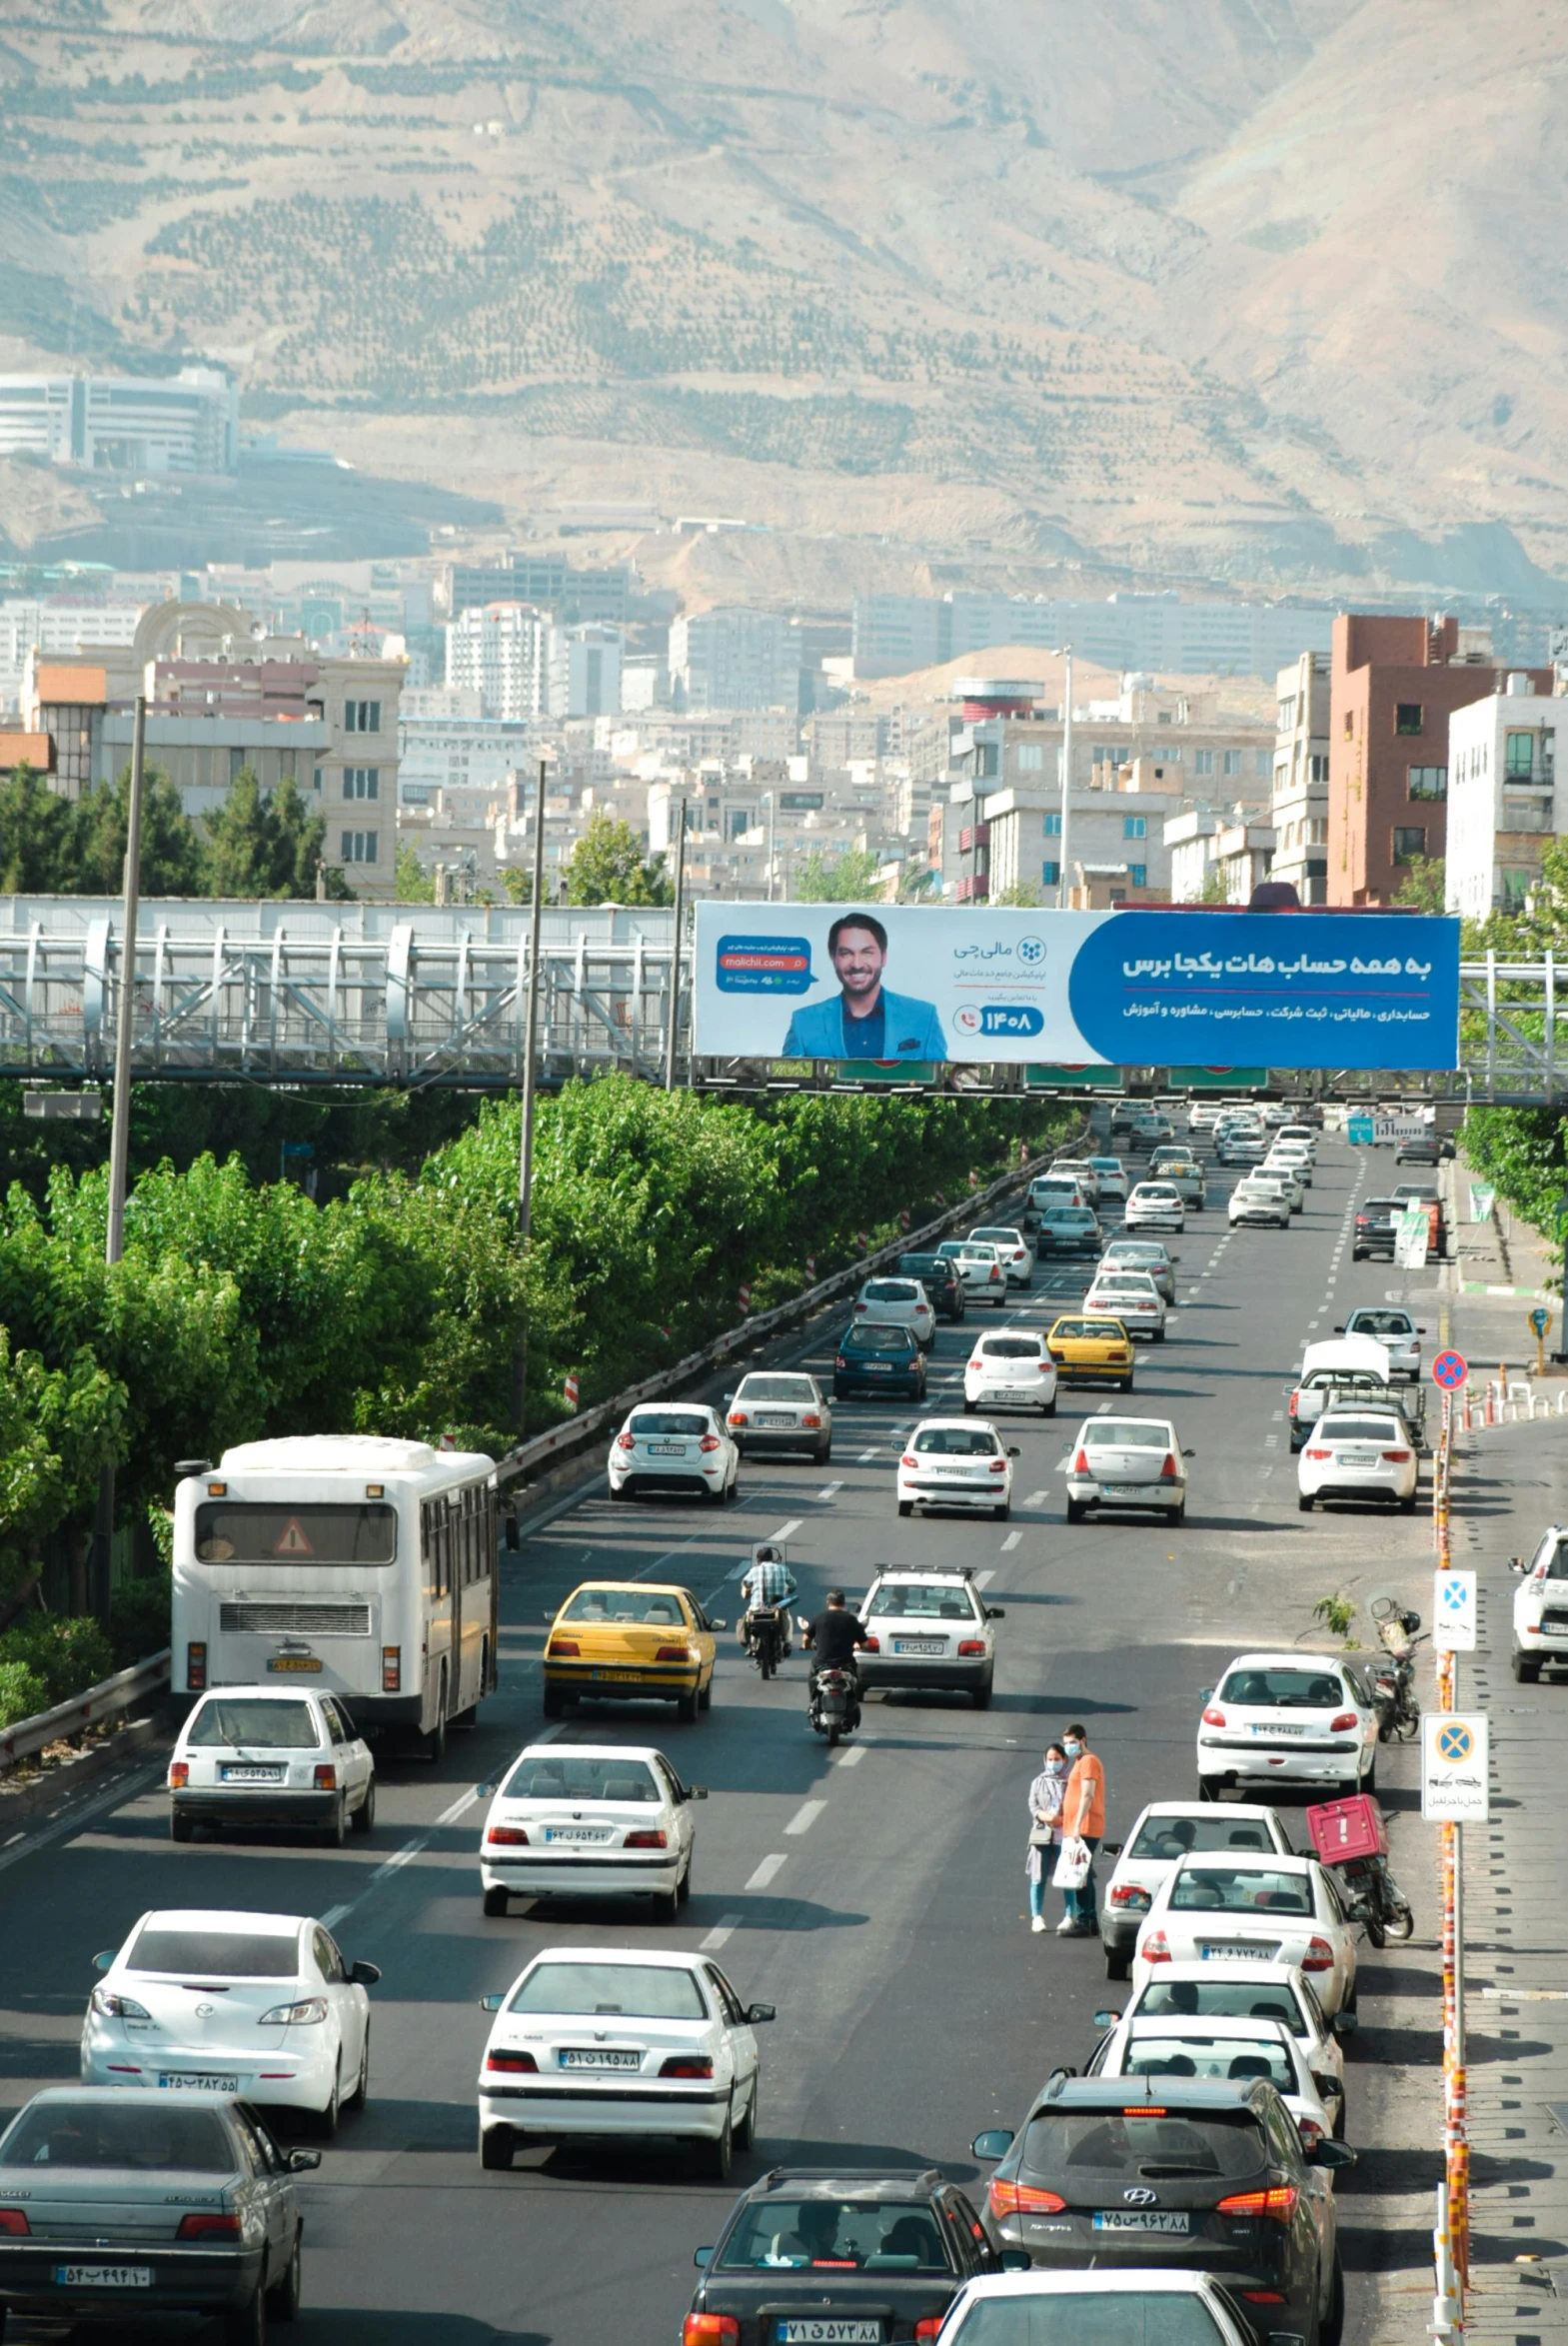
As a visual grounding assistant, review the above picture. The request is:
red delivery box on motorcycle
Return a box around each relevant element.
[1305,1792,1388,1866]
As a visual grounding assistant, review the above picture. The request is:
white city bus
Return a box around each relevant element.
[172,1435,499,1755]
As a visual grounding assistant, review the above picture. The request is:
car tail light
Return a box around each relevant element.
[1072,1449,1089,1474]
[1202,1705,1227,1727]
[1141,1930,1171,1964]
[259,1996,328,2025]
[968,1357,983,1371]
[0,2209,29,2235]
[660,2055,714,2078]
[485,2049,539,2073]
[617,1430,636,1450]
[624,1828,669,1848]
[989,1267,1001,1281]
[988,2177,1067,2218]
[901,1454,918,1468]
[550,1638,581,1657]
[382,1645,401,1692]
[1241,2292,1287,2305]
[92,1990,150,2020]
[1304,1447,1330,1460]
[186,1641,207,1691]
[178,2211,241,2239]
[1048,1348,1064,1362]
[1301,1936,1335,1973]
[854,1301,868,1312]
[169,1760,189,1790]
[1109,1883,1151,1909]
[1382,1448,1411,1462]
[1217,2185,1299,2223]
[988,1459,1006,1474]
[957,1639,986,1656]
[861,1636,880,1652]
[727,1411,747,1425]
[684,2318,741,2345]
[802,1413,821,1427]
[916,2322,944,2343]
[1158,1453,1178,1480]
[487,1824,530,1846]
[1038,1359,1053,1372]
[699,1435,722,1452]
[1297,2117,1325,2149]
[656,1644,696,1662]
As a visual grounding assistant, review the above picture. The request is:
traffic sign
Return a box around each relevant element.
[1531,1305,1552,1336]
[1347,1114,1374,1145]
[1433,1567,1477,1653]
[1421,1711,1490,1821]
[1431,1350,1468,1390]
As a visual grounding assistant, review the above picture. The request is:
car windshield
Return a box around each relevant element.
[1096,1276,1154,1293]
[628,1411,711,1437]
[1317,1418,1402,1443]
[562,1588,692,1626]
[1135,1187,1178,1199]
[1127,1817,1277,1860]
[847,1326,917,1353]
[1044,1210,1096,1226]
[959,1246,998,1262]
[504,1755,660,1802]
[718,2198,950,2273]
[864,1281,919,1302]
[1016,2108,1266,2185]
[898,1256,943,1278]
[1051,1318,1125,1340]
[125,1926,300,1978]
[184,1697,320,1750]
[0,2103,236,2173]
[1346,1313,1414,1337]
[1122,2033,1293,2090]
[913,1427,1000,1455]
[867,1582,979,1620]
[978,1337,1044,1359]
[1088,1422,1170,1448]
[936,1240,969,1258]
[972,1229,1021,1245]
[1089,1160,1121,1173]
[1107,1245,1164,1262]
[737,1375,817,1402]
[1362,1199,1400,1215]
[1137,1979,1303,2031]
[508,1961,707,2019]
[1218,1666,1347,1709]
[1169,1867,1314,1915]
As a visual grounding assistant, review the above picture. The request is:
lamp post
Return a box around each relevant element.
[511,755,550,1433]
[1054,646,1074,910]
[764,790,778,902]
[664,796,689,1089]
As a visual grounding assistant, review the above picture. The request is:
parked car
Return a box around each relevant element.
[1510,1526,1568,1681]
[1131,1850,1360,2019]
[1097,1801,1294,1979]
[936,2270,1294,2346]
[1195,1650,1382,1806]
[1101,1961,1348,2137]
[1085,2012,1337,2153]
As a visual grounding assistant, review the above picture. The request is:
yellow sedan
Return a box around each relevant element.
[542,1581,726,1723]
[1045,1313,1135,1392]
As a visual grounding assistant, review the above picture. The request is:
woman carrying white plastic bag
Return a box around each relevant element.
[1023,1744,1068,1935]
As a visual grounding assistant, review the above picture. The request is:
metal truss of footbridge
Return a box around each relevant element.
[0,901,1560,1105]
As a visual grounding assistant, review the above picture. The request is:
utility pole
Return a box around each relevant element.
[90,695,146,1621]
[664,798,689,1090]
[1056,646,1074,910]
[511,756,549,1433]
[766,792,778,903]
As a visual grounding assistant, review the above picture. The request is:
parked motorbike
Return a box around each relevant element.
[1306,1788,1414,1948]
[1340,1851,1415,1946]
[744,1604,784,1680]
[1369,1596,1424,1742]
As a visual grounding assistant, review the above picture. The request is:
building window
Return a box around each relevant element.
[344,767,380,800]
[1128,863,1147,887]
[1193,750,1214,777]
[1408,765,1448,800]
[1044,812,1062,837]
[345,699,382,734]
[313,767,323,792]
[1122,815,1147,839]
[341,830,380,864]
[1255,750,1271,779]
[1222,751,1242,778]
[1505,731,1538,778]
[229,747,246,783]
[1395,703,1423,736]
[1041,860,1060,887]
[1342,711,1353,739]
[1278,696,1297,731]
[1015,743,1045,772]
[1392,825,1427,865]
[1309,755,1329,783]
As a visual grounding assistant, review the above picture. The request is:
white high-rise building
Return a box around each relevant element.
[549,623,623,719]
[445,602,551,720]
[669,607,799,713]
[1270,651,1331,904]
[1446,676,1568,919]
[0,368,238,473]
[0,597,149,715]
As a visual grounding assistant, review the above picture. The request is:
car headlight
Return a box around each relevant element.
[258,1998,329,2026]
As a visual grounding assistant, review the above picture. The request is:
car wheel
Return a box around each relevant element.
[1119,1375,1134,1392]
[1298,1493,1314,1513]
[610,1480,632,1502]
[703,2113,734,2183]
[346,2024,370,2113]
[542,1686,566,1719]
[652,1877,681,1923]
[815,1440,832,1464]
[483,1885,510,1918]
[735,2074,758,2153]
[1042,1397,1057,1416]
[481,2125,515,2172]
[1066,1499,1085,1524]
[699,1671,714,1712]
[426,1695,448,1766]
[1171,1501,1185,1526]
[265,2225,302,2324]
[971,1675,993,1710]
[1105,1950,1130,1981]
[897,1500,912,1517]
[1363,1747,1377,1793]
[170,1810,193,1843]
[1514,1650,1542,1683]
[1399,1492,1417,1513]
[351,1780,376,1836]
[994,1501,1009,1522]
[222,2284,267,2346]
[678,1852,693,1904]
[1321,2252,1346,2346]
[963,1397,975,1414]
[324,1798,347,1849]
[1197,1775,1218,1802]
[677,1688,699,1724]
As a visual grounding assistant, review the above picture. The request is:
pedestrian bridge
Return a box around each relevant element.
[0,899,1557,1103]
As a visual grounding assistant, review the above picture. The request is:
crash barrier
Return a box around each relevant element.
[490,1133,1086,1496]
[0,1646,171,1778]
[1433,1394,1469,2336]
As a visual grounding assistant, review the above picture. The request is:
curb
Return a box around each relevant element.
[0,1710,170,1826]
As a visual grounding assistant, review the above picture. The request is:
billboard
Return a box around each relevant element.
[693,904,1461,1072]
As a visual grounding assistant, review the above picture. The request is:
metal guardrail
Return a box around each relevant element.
[0,1645,171,1774]
[492,1144,1076,1493]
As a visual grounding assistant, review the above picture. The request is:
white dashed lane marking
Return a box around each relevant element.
[746,1853,787,1891]
[701,1915,743,1951]
[785,1799,825,1836]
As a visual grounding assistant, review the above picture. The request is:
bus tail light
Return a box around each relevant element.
[313,1764,338,1791]
[382,1646,401,1693]
[187,1642,206,1691]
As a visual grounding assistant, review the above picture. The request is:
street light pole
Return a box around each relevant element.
[511,755,549,1433]
[664,798,689,1090]
[766,791,777,903]
[1056,647,1074,911]
[91,694,147,1621]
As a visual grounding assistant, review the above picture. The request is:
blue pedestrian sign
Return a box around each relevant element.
[1531,1305,1551,1336]
[1433,1567,1476,1652]
[1431,1350,1467,1390]
[1346,1114,1374,1145]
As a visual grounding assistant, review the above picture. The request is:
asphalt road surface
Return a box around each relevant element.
[0,1129,1442,2345]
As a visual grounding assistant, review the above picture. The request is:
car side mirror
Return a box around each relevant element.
[349,1960,381,1988]
[1007,1446,1021,1458]
[689,1784,709,1801]
[1331,2010,1357,2037]
[694,2246,714,2268]
[475,1782,495,1797]
[541,1611,556,1625]
[479,1992,505,2012]
[1000,2249,1032,2273]
[986,1605,1006,1619]
[724,1391,735,1405]
[1182,1447,1196,1458]
[1333,1324,1345,1333]
[287,2147,323,2173]
[1092,2008,1122,2028]
[747,2002,777,2025]
[92,1950,115,1974]
[1509,1556,1530,1574]
[1100,1843,1123,1860]
[1310,2139,1356,2170]
[971,2129,1014,2160]
[709,1617,728,1633]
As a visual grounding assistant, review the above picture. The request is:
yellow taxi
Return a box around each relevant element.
[542,1581,726,1723]
[1045,1313,1135,1392]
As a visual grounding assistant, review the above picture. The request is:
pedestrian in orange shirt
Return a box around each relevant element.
[1057,1722,1106,1936]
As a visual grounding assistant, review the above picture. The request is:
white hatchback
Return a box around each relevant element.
[964,1329,1058,1416]
[854,1275,936,1345]
[1259,1162,1306,1212]
[1087,1156,1128,1202]
[1337,1306,1424,1380]
[609,1403,740,1504]
[1297,1408,1418,1512]
[897,1417,1018,1520]
[968,1225,1035,1287]
[168,1685,375,1846]
[1132,1852,1359,2018]
[1124,1180,1185,1232]
[1081,1267,1167,1339]
[1197,1650,1381,1801]
[479,1743,706,1921]
[1098,1237,1177,1302]
[82,1908,379,2134]
[476,1945,773,2179]
[1086,2013,1337,2152]
[1102,1962,1349,2138]
[1098,1800,1292,1977]
[1064,1414,1191,1524]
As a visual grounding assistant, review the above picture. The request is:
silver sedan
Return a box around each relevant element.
[1065,1413,1192,1524]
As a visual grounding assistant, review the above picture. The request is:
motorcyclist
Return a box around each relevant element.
[739,1543,797,1661]
[801,1587,870,1712]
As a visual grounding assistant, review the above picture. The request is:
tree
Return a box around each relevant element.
[71,761,206,897]
[0,764,77,892]
[202,770,352,900]
[1198,867,1230,905]
[794,847,879,902]
[1393,855,1448,916]
[992,881,1044,908]
[562,809,672,907]
[394,841,435,903]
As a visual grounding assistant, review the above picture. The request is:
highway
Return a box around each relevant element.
[0,1127,1442,2345]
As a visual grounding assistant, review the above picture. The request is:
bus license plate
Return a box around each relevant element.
[268,1657,323,1673]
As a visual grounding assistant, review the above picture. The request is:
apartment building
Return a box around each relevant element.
[0,368,238,473]
[669,607,801,713]
[549,623,623,719]
[1446,676,1568,919]
[445,602,551,721]
[967,777,1185,905]
[1163,810,1277,904]
[851,591,1335,681]
[399,717,542,806]
[1327,615,1552,904]
[1271,652,1331,904]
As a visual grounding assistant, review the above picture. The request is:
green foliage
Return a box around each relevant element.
[1312,1591,1357,1641]
[109,1567,172,1670]
[394,840,436,902]
[0,1658,46,1729]
[203,770,350,900]
[74,763,206,897]
[0,1329,123,1610]
[0,1612,113,1707]
[794,848,879,903]
[992,881,1045,908]
[563,809,672,907]
[1197,868,1229,905]
[1393,855,1447,916]
[0,761,347,902]
[1457,839,1568,1253]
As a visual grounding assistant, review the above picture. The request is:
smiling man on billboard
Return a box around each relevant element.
[781,913,947,1061]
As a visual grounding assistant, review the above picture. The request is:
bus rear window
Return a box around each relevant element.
[194,1502,397,1565]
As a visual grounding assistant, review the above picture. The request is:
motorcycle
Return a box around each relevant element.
[807,1663,860,1746]
[1340,1852,1415,1947]
[1369,1596,1424,1742]
[744,1604,785,1680]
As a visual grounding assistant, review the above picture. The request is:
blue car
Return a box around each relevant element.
[833,1321,928,1401]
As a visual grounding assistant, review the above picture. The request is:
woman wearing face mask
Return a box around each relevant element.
[1025,1745,1069,1934]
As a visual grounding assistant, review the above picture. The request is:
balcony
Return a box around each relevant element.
[956,874,989,903]
[1499,797,1557,835]
[957,821,990,855]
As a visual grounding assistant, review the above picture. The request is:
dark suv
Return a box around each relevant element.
[972,2075,1349,2344]
[1351,1197,1400,1260]
[685,2165,1003,2344]
[834,1320,927,1401]
[899,1250,966,1321]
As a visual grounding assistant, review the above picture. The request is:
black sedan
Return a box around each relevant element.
[833,1320,927,1401]
[898,1249,967,1320]
[687,2164,1005,2344]
[1351,1197,1401,1260]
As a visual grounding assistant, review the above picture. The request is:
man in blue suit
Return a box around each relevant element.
[781,914,947,1061]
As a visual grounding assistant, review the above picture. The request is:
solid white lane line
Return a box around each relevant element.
[701,1914,743,1951]
[784,1799,825,1835]
[746,1852,787,1891]
[834,1744,866,1768]
[817,1480,843,1501]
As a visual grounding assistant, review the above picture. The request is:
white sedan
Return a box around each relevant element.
[1087,1156,1128,1203]
[1081,1267,1167,1339]
[1228,1173,1290,1228]
[897,1417,1018,1520]
[853,1275,936,1346]
[1086,2013,1337,2151]
[1102,1961,1349,2137]
[1269,1141,1315,1184]
[1297,1408,1418,1512]
[1511,1524,1568,1681]
[1197,1650,1381,1801]
[1259,1162,1306,1212]
[1124,1179,1185,1232]
[479,1743,706,1921]
[1098,1799,1292,1976]
[1131,1851,1360,2017]
[964,1329,1058,1416]
[936,1238,1008,1304]
[476,1945,773,2179]
[1047,1160,1102,1204]
[82,1908,379,2135]
[938,2273,1272,2346]
[1064,1413,1191,1525]
[608,1403,740,1504]
[968,1224,1035,1287]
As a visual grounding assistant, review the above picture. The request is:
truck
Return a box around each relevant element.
[1287,1338,1428,1452]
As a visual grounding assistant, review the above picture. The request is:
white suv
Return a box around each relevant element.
[1511,1525,1568,1681]
[858,1568,1004,1707]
